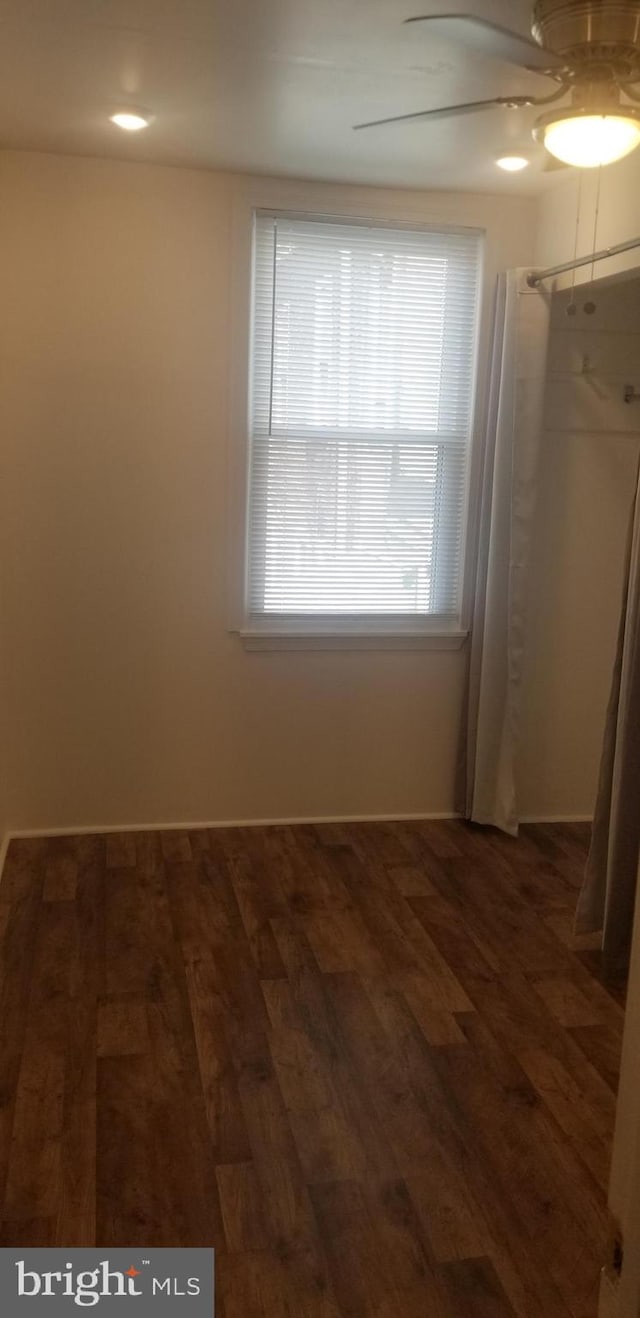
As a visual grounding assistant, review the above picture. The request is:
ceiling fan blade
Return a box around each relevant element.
[405,14,565,73]
[354,96,533,131]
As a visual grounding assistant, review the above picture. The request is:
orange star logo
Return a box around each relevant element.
[126,1267,141,1278]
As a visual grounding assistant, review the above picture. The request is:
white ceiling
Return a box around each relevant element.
[0,0,564,193]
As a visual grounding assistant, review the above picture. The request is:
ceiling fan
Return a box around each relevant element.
[355,0,640,168]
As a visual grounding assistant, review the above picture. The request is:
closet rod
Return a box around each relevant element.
[526,236,640,288]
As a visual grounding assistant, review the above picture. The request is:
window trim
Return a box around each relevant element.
[239,629,468,652]
[227,185,487,651]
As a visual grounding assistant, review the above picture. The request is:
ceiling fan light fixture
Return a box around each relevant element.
[534,106,640,167]
[496,155,530,171]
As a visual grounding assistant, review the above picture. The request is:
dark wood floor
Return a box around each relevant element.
[0,820,624,1317]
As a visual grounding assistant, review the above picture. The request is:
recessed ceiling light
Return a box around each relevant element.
[496,156,529,172]
[110,110,152,132]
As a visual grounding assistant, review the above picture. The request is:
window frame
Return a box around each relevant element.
[227,189,486,652]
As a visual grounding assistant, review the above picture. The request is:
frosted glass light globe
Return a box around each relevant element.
[540,113,640,168]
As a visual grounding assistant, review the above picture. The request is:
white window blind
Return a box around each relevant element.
[246,213,481,630]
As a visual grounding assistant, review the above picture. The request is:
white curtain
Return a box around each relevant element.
[458,269,551,835]
[575,458,640,975]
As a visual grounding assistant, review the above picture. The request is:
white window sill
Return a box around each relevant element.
[237,629,469,652]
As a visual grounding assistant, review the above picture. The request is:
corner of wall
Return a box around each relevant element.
[534,153,640,288]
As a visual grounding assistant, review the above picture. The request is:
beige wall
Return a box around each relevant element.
[0,629,7,855]
[520,157,640,822]
[536,152,640,290]
[0,461,9,852]
[534,158,640,1318]
[520,277,640,819]
[609,878,640,1316]
[0,149,537,832]
[521,156,640,822]
[2,148,635,835]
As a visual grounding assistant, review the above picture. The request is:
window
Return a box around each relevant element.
[245,212,481,639]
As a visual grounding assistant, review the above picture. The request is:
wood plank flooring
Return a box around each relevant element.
[0,820,624,1317]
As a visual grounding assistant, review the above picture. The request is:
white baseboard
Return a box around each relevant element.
[0,810,592,883]
[0,810,459,847]
[520,814,593,824]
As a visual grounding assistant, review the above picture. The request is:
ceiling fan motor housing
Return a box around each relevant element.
[532,0,640,76]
